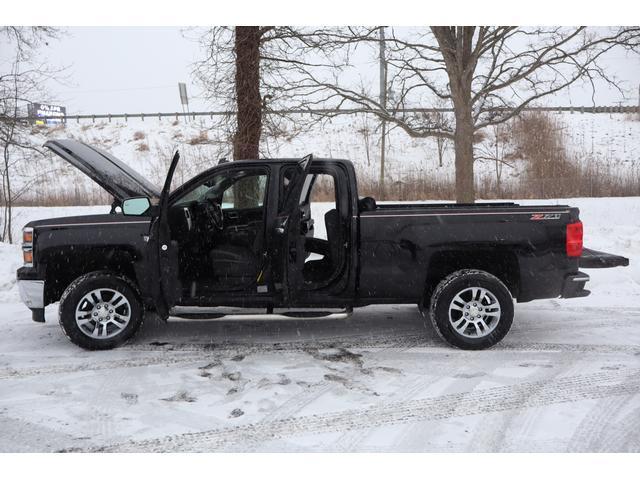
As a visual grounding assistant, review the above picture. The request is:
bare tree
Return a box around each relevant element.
[233,26,262,161]
[293,27,640,202]
[191,26,373,158]
[0,27,62,242]
[475,124,514,197]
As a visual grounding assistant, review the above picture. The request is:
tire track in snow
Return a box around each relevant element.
[250,336,427,447]
[92,368,640,452]
[565,393,632,452]
[125,337,640,356]
[331,361,464,452]
[0,353,217,380]
[456,355,577,452]
[2,338,637,380]
[592,402,640,452]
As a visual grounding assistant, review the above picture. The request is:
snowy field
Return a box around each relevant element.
[0,198,639,452]
[15,112,640,199]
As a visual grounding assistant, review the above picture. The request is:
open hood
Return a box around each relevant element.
[44,139,161,202]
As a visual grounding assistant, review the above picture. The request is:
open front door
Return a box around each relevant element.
[148,151,181,318]
[274,154,313,305]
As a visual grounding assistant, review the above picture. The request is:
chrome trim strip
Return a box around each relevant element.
[168,306,353,322]
[18,280,44,309]
[361,210,570,218]
[34,220,151,228]
[571,273,590,282]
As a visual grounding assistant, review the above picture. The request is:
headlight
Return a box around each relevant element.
[22,227,34,267]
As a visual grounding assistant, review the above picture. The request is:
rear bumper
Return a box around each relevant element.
[561,272,590,298]
[17,280,45,309]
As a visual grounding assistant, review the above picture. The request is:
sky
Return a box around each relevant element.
[10,27,640,115]
[38,27,208,114]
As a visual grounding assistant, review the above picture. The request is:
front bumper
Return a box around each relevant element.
[561,272,590,298]
[17,280,45,309]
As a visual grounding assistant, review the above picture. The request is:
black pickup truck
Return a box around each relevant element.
[17,139,629,350]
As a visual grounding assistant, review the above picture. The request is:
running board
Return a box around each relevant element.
[168,306,353,322]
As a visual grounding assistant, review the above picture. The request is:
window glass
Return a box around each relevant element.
[308,173,337,241]
[222,174,267,209]
[174,170,267,209]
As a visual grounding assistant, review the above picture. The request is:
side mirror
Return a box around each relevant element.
[122,197,151,216]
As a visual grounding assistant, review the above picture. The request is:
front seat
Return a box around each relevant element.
[303,208,343,283]
[323,208,342,270]
[209,245,257,278]
[209,229,262,284]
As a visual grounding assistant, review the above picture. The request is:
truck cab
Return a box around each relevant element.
[155,153,360,314]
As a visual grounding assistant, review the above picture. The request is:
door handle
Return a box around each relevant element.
[275,216,288,234]
[227,211,239,219]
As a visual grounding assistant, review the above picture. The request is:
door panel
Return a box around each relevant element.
[149,151,181,318]
[275,155,313,304]
[273,161,356,306]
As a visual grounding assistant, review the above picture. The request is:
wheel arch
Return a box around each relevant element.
[43,246,141,305]
[422,249,520,307]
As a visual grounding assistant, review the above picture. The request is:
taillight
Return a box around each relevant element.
[566,221,583,257]
[22,227,34,267]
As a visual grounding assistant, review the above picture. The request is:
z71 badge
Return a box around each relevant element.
[530,213,561,220]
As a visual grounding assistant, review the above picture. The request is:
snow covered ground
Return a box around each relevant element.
[14,111,640,200]
[0,198,639,452]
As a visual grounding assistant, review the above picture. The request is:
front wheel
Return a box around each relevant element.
[426,269,514,350]
[59,272,144,350]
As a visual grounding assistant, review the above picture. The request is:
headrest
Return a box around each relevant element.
[358,196,377,212]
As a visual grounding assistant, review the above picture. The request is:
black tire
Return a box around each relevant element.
[58,271,144,350]
[426,269,514,350]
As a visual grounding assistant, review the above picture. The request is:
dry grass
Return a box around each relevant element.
[188,131,210,145]
[10,112,640,206]
[132,131,146,141]
[14,184,111,206]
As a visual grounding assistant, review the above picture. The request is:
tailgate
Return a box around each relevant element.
[579,248,629,269]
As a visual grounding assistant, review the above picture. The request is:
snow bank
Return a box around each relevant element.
[15,112,640,197]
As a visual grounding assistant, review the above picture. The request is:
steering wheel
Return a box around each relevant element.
[203,198,224,231]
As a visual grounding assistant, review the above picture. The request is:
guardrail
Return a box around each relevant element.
[6,105,640,123]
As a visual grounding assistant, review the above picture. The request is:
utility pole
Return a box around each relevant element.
[378,26,387,200]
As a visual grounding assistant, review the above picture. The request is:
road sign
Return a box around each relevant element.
[178,83,189,107]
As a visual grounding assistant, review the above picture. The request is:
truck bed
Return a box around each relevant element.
[357,201,581,303]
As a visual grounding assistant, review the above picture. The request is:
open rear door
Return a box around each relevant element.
[274,154,313,305]
[148,151,181,319]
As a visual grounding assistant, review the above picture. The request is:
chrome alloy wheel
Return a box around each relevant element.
[448,287,501,338]
[75,288,132,339]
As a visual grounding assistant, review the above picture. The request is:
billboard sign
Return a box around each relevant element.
[27,103,67,125]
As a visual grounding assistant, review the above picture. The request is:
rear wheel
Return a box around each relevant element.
[425,269,514,350]
[59,272,143,350]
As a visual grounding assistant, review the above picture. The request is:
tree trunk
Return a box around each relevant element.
[233,26,262,208]
[453,104,475,203]
[233,26,262,161]
[431,26,478,204]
